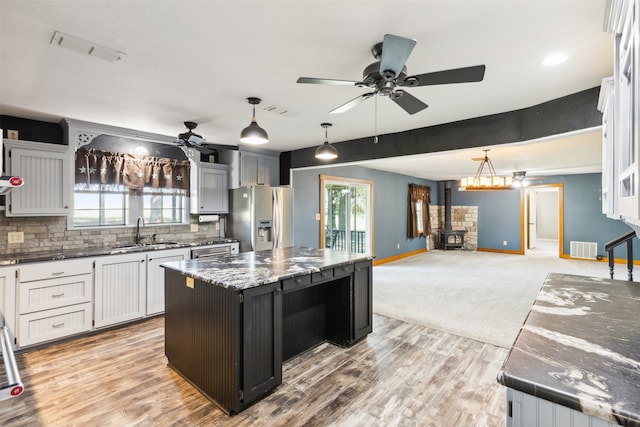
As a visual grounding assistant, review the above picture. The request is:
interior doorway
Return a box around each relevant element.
[523,184,563,257]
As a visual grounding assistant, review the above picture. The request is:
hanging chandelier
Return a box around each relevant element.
[459,149,513,190]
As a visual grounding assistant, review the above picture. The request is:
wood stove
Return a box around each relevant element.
[438,181,466,250]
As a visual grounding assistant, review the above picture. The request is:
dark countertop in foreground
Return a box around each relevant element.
[498,273,640,426]
[161,246,374,291]
[0,239,237,266]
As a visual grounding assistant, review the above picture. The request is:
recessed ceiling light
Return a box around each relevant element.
[542,53,568,66]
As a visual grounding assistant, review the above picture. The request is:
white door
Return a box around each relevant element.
[528,191,537,249]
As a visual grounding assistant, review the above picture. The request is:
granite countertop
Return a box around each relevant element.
[161,246,373,291]
[497,273,640,426]
[0,239,238,266]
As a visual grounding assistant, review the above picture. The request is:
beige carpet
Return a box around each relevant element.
[372,243,611,348]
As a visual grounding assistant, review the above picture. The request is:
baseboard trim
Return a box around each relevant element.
[476,247,524,255]
[373,248,427,266]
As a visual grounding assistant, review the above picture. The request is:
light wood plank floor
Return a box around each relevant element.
[0,315,507,426]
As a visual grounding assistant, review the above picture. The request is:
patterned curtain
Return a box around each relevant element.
[75,147,190,192]
[407,183,431,238]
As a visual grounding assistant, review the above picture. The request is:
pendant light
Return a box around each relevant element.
[315,123,338,160]
[240,97,268,144]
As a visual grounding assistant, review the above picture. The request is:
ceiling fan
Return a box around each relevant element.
[512,170,547,186]
[175,121,217,155]
[297,34,486,115]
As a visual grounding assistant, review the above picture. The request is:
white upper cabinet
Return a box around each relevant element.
[190,162,229,214]
[602,0,640,228]
[3,140,71,217]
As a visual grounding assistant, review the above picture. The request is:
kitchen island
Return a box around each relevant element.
[161,246,373,414]
[498,273,640,427]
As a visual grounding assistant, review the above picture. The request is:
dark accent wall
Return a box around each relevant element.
[291,165,437,260]
[282,87,601,172]
[0,115,64,144]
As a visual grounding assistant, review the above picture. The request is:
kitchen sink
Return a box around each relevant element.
[112,242,179,250]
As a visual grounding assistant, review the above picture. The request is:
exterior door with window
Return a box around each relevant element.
[320,176,373,254]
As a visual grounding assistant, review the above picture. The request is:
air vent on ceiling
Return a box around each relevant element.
[263,105,299,117]
[51,31,125,62]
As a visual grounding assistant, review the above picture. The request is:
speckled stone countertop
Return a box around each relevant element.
[498,273,640,426]
[161,246,373,291]
[0,239,238,265]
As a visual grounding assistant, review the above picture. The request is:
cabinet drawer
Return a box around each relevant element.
[334,264,355,277]
[18,302,92,347]
[282,275,311,292]
[19,273,92,314]
[312,269,334,282]
[19,259,93,283]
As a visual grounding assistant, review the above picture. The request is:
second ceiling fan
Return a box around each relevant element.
[297,34,486,115]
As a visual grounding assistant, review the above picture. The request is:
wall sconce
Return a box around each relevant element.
[315,123,338,160]
[240,97,268,144]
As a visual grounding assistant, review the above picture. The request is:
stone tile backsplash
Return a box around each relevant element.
[0,212,223,255]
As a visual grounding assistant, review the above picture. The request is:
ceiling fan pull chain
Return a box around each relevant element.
[374,95,379,144]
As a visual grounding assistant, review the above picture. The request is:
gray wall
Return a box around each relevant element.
[291,165,437,260]
[452,173,638,259]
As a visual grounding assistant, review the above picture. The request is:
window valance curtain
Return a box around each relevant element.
[75,147,190,192]
[407,183,431,238]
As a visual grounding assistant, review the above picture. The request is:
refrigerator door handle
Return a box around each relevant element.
[272,188,281,248]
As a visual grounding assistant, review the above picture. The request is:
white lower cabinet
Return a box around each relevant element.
[16,259,93,347]
[94,253,146,328]
[507,388,616,427]
[146,248,189,315]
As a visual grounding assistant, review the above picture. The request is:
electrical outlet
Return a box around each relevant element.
[190,224,199,232]
[315,213,320,221]
[8,231,24,244]
[397,243,400,249]
[7,130,18,140]
[503,240,508,246]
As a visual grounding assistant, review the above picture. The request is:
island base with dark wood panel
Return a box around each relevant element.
[162,247,373,415]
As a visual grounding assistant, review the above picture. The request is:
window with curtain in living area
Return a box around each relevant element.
[407,183,431,238]
[320,175,373,254]
[73,143,190,228]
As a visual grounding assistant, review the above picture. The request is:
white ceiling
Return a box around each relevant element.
[0,0,612,180]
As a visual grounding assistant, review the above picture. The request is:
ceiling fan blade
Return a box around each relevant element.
[297,77,362,86]
[409,65,486,86]
[390,90,428,115]
[380,34,416,79]
[329,92,375,114]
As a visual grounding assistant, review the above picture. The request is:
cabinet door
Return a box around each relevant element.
[353,260,373,341]
[94,253,147,328]
[259,154,279,186]
[191,164,229,214]
[4,141,70,216]
[240,152,260,186]
[146,248,189,315]
[615,0,640,221]
[242,282,282,404]
[0,267,17,349]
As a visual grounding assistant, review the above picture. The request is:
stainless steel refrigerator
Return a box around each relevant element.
[228,186,294,252]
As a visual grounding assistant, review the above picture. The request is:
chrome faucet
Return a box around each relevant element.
[135,216,145,244]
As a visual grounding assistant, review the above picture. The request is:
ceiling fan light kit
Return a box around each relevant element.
[459,149,513,191]
[240,97,269,145]
[315,123,338,160]
[511,171,530,187]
